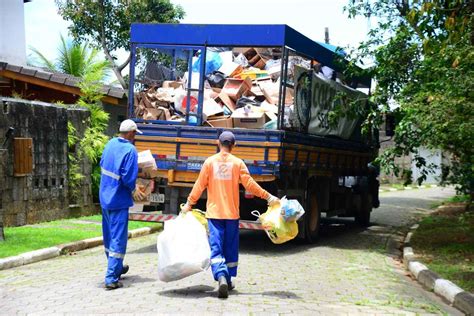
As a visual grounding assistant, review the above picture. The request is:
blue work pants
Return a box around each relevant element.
[102,208,129,284]
[208,219,239,284]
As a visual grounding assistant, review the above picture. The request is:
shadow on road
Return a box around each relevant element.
[239,217,391,255]
[128,243,157,254]
[131,193,440,256]
[158,285,301,299]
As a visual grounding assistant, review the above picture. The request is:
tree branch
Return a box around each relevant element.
[98,0,127,89]
[118,53,131,72]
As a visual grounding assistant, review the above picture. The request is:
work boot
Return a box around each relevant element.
[228,280,235,291]
[217,276,228,299]
[105,281,123,291]
[120,264,129,278]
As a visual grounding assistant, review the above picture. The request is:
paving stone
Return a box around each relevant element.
[0,187,462,315]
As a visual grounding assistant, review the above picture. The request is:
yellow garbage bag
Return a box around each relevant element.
[253,203,298,244]
[180,204,208,233]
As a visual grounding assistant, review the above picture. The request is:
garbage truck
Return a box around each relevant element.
[127,24,380,242]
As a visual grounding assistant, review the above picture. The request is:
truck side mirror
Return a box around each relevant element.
[385,113,396,137]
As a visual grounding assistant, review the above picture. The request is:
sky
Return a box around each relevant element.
[24,0,372,64]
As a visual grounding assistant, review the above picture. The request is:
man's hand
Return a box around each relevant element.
[266,194,280,206]
[181,202,192,213]
[133,186,146,201]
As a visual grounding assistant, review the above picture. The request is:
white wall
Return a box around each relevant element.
[0,0,27,65]
[411,147,443,184]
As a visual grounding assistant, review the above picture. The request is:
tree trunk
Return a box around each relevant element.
[0,225,4,241]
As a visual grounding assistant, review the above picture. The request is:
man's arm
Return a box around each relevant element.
[239,161,278,205]
[121,149,139,192]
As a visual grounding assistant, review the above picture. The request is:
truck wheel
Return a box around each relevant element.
[305,184,321,243]
[355,192,372,227]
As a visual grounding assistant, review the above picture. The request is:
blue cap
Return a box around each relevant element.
[219,131,235,145]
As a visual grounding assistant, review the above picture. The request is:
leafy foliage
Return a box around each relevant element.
[55,0,185,88]
[29,34,110,80]
[77,69,110,200]
[345,0,474,195]
[67,121,85,203]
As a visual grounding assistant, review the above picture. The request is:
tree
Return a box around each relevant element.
[30,34,110,80]
[55,0,185,89]
[344,0,473,197]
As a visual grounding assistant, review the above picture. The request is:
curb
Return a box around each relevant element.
[379,184,438,193]
[403,224,474,315]
[0,226,161,271]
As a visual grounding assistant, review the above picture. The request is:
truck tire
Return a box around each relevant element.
[355,191,372,227]
[305,183,321,243]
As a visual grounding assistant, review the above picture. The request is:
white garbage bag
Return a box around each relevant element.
[157,212,211,282]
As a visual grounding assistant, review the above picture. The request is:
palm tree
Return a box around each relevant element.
[29,34,110,80]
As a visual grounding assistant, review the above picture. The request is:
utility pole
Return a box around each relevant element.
[324,27,330,44]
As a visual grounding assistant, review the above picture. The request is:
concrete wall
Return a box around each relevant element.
[0,0,27,66]
[0,97,93,227]
[102,103,127,136]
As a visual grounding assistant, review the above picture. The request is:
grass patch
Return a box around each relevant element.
[411,202,474,293]
[446,194,471,204]
[0,214,161,259]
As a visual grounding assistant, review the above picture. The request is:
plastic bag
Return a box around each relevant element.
[279,196,305,222]
[157,212,211,282]
[252,206,298,244]
[206,71,227,89]
[235,96,260,109]
[179,203,208,233]
[234,53,249,67]
[192,51,223,76]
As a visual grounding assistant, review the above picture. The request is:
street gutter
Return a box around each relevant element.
[403,224,474,315]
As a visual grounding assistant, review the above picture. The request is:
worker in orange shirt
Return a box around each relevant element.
[182,131,279,299]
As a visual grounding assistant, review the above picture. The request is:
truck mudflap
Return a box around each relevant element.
[129,212,263,230]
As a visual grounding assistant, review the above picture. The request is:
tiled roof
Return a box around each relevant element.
[0,62,127,100]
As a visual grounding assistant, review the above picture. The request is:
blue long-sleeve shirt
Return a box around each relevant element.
[99,137,138,210]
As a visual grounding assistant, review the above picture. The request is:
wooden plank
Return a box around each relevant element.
[13,138,33,176]
[135,135,281,148]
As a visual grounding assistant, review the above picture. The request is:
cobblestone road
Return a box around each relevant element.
[0,187,461,315]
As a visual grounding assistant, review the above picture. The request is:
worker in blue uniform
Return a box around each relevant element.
[99,119,144,290]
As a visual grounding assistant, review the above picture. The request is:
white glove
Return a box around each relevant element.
[266,194,280,206]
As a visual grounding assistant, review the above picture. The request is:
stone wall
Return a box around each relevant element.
[0,97,94,227]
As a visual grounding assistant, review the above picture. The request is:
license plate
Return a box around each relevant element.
[150,193,165,203]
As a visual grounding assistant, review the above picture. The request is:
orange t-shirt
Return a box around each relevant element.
[187,151,270,219]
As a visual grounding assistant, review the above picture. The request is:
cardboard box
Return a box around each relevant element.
[260,100,279,114]
[203,98,224,121]
[139,166,161,179]
[258,80,280,105]
[218,61,243,77]
[243,48,267,70]
[214,92,236,112]
[134,178,155,204]
[138,150,157,169]
[231,107,273,129]
[204,116,233,128]
[162,81,183,89]
[222,77,252,101]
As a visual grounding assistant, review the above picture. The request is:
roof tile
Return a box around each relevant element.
[64,77,80,87]
[20,67,37,76]
[108,88,125,98]
[50,74,68,84]
[35,71,52,81]
[6,64,22,72]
